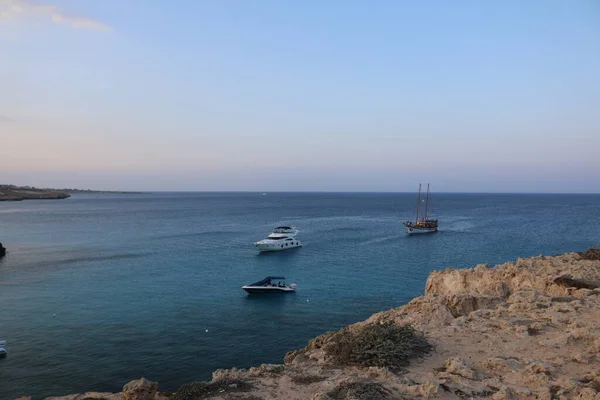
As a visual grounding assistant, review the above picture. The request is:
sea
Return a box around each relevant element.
[0,192,599,399]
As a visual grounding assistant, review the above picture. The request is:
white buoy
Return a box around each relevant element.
[306,299,309,302]
[205,329,209,332]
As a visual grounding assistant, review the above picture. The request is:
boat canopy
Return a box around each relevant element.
[274,226,293,230]
[248,276,286,286]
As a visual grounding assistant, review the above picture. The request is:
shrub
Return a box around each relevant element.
[324,322,432,372]
[580,247,600,261]
[326,381,392,400]
[172,378,252,400]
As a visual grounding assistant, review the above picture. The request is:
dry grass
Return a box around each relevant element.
[325,380,397,400]
[324,322,432,372]
[172,378,252,400]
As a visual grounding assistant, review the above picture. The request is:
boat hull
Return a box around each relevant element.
[405,226,437,234]
[242,286,295,294]
[403,222,438,234]
[255,241,302,252]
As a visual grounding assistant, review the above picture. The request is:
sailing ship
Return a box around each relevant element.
[402,183,438,234]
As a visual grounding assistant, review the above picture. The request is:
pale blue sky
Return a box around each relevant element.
[1,0,599,192]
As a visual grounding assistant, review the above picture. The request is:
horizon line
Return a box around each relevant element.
[80,190,600,195]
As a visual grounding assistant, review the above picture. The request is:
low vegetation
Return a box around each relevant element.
[580,247,600,261]
[325,380,394,400]
[324,321,433,372]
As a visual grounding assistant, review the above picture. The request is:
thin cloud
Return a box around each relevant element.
[0,115,13,122]
[0,0,110,30]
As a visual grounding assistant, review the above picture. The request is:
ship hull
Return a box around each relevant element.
[405,226,438,234]
[403,221,438,234]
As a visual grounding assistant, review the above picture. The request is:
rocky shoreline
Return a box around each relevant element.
[18,248,600,400]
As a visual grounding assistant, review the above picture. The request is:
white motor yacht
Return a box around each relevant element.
[255,226,302,252]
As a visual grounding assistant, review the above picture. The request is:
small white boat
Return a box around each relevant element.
[242,276,296,294]
[255,226,302,252]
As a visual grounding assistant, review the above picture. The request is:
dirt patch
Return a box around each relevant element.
[290,373,327,385]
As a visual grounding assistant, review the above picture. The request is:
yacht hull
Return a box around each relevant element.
[255,241,302,252]
[242,286,295,294]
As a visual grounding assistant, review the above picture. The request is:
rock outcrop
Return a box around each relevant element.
[29,250,600,399]
[122,378,159,400]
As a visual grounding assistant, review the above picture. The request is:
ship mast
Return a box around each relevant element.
[424,183,430,220]
[415,183,421,223]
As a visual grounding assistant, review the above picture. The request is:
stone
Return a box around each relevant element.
[491,385,514,400]
[444,294,506,317]
[122,378,158,400]
[444,357,478,380]
[525,361,555,375]
[554,275,600,290]
[248,364,285,376]
[485,357,523,372]
[575,388,600,400]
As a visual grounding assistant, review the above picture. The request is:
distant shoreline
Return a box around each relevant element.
[0,185,141,202]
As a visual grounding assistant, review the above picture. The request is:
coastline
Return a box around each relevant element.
[0,188,70,201]
[28,248,600,400]
[0,186,142,201]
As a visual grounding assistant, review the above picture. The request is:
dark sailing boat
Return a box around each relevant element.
[402,183,438,234]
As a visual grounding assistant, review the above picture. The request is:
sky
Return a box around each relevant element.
[0,0,599,192]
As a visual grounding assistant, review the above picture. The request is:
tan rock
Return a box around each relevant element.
[485,357,523,372]
[444,357,478,380]
[248,363,285,376]
[122,378,158,400]
[525,361,555,375]
[574,388,600,399]
[491,385,514,400]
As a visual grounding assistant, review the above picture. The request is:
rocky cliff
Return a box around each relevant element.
[21,248,600,400]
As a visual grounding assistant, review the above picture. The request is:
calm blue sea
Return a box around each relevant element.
[1,192,599,399]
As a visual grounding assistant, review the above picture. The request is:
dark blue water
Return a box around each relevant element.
[0,192,599,399]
